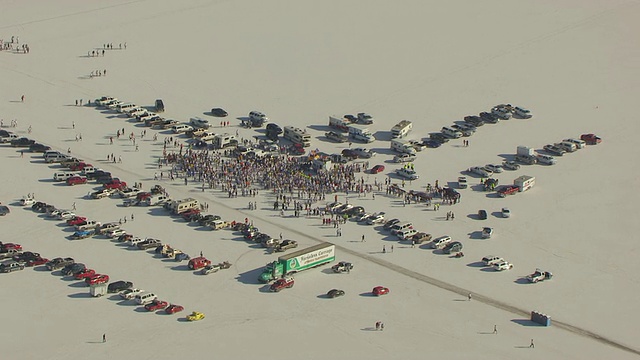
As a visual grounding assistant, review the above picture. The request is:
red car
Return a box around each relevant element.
[136,192,152,201]
[372,286,390,296]
[165,304,184,314]
[1,243,22,251]
[67,216,88,226]
[181,208,201,221]
[69,162,92,171]
[74,268,96,280]
[144,300,169,312]
[104,180,127,190]
[580,133,602,145]
[85,274,109,285]
[370,165,385,174]
[497,185,519,198]
[270,277,295,292]
[25,257,49,267]
[67,176,88,186]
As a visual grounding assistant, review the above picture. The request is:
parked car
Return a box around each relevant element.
[29,143,51,152]
[502,160,520,170]
[0,206,10,216]
[393,153,416,163]
[543,144,565,156]
[493,261,514,271]
[66,176,87,186]
[119,288,145,300]
[468,166,491,177]
[411,232,432,244]
[443,241,463,254]
[370,165,385,174]
[477,210,487,220]
[327,289,345,298]
[457,176,468,189]
[527,268,553,283]
[484,164,503,173]
[501,208,511,218]
[497,185,519,198]
[211,108,228,117]
[580,133,602,145]
[331,261,354,273]
[165,304,185,314]
[85,274,109,285]
[73,268,96,280]
[187,311,205,321]
[481,227,493,239]
[396,168,419,180]
[366,213,386,225]
[383,218,400,230]
[270,277,295,292]
[144,299,169,311]
[372,286,389,296]
[108,281,133,293]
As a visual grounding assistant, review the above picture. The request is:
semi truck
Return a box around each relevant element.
[258,242,335,283]
[391,120,412,139]
[348,125,375,143]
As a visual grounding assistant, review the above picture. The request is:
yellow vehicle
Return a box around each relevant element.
[187,311,205,321]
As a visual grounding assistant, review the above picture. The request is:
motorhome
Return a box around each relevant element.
[390,139,416,155]
[283,126,311,147]
[170,198,200,214]
[391,120,412,139]
[212,133,237,149]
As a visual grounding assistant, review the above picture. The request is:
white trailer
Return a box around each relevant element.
[328,116,352,132]
[391,120,412,139]
[517,146,535,156]
[348,125,375,143]
[90,283,107,297]
[390,139,416,155]
[514,175,535,192]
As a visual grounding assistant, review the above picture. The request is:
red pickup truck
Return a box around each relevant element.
[497,185,519,198]
[580,133,602,145]
[270,277,294,292]
[104,180,127,190]
[188,257,211,270]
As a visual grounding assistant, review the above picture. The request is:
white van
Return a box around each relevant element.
[557,141,577,153]
[441,127,462,139]
[249,111,268,123]
[431,236,452,249]
[397,228,417,240]
[482,255,504,266]
[43,150,61,159]
[390,222,413,235]
[536,154,556,165]
[563,138,586,149]
[115,103,136,113]
[172,124,193,134]
[53,172,76,181]
[135,292,157,305]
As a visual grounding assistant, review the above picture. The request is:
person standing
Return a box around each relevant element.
[21,95,24,102]
[493,325,497,334]
[468,293,472,301]
[102,334,106,343]
[361,235,365,242]
[72,202,76,210]
[529,339,534,348]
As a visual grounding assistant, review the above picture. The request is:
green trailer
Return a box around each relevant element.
[259,242,335,283]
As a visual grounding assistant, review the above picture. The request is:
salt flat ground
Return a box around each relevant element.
[0,1,639,359]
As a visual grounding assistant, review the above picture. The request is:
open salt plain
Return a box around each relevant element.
[1,1,639,359]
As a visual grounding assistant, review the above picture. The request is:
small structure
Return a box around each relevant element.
[531,311,551,326]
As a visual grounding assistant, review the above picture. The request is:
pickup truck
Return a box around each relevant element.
[393,153,416,163]
[0,249,22,260]
[137,238,162,250]
[497,185,519,198]
[331,261,354,273]
[76,220,101,231]
[273,240,298,253]
[46,257,75,271]
[269,277,294,292]
[527,268,553,283]
[325,131,347,143]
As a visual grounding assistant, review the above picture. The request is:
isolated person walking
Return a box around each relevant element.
[530,339,534,348]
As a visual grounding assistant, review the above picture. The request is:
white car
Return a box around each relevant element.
[352,148,376,159]
[409,140,426,151]
[397,228,417,240]
[457,176,468,189]
[356,212,373,222]
[396,168,419,180]
[468,166,491,177]
[502,161,520,170]
[127,237,145,246]
[20,197,35,206]
[481,227,493,239]
[326,202,343,212]
[118,188,142,198]
[190,117,211,129]
[199,132,216,141]
[366,213,386,225]
[58,211,76,220]
[501,208,510,218]
[119,288,145,300]
[393,153,416,163]
[493,261,514,271]
[513,106,532,119]
[484,164,503,173]
[482,255,504,266]
[107,229,127,238]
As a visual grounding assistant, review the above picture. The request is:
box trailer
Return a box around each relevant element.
[514,175,535,192]
[90,283,107,297]
[259,243,335,283]
[517,146,534,156]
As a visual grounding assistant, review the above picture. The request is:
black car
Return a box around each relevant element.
[383,218,401,230]
[327,289,345,298]
[464,116,484,127]
[478,209,488,220]
[0,130,11,137]
[345,206,365,218]
[443,241,463,254]
[61,263,86,276]
[344,114,357,122]
[86,170,111,180]
[29,143,51,153]
[266,123,282,134]
[428,133,449,143]
[0,206,10,216]
[211,108,228,117]
[253,233,271,244]
[31,202,47,211]
[95,175,116,184]
[11,137,36,147]
[155,99,165,112]
[479,112,499,124]
[341,149,359,160]
[13,252,41,262]
[422,139,441,148]
[108,280,133,293]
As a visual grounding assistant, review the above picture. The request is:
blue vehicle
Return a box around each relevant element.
[72,230,95,239]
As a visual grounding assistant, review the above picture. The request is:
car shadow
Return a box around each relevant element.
[68,292,93,299]
[514,277,531,284]
[359,292,375,297]
[170,265,190,271]
[466,261,485,268]
[234,267,264,285]
[468,231,483,239]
